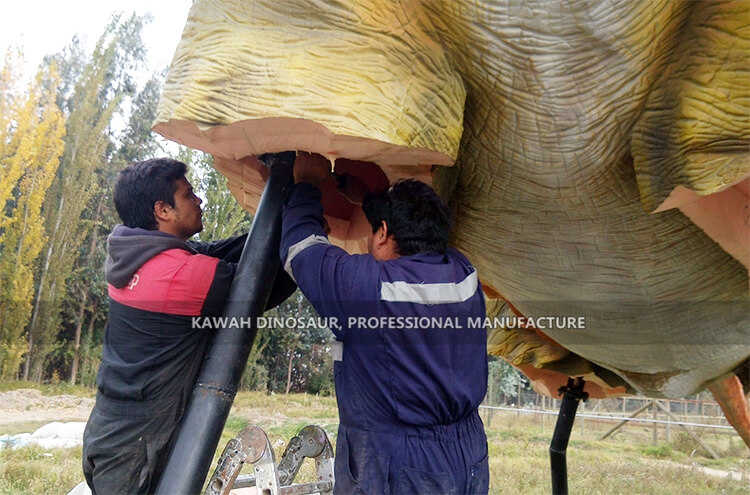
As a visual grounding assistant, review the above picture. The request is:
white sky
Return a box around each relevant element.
[0,1,196,156]
[0,0,194,81]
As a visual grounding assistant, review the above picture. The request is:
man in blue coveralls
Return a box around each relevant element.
[280,152,489,494]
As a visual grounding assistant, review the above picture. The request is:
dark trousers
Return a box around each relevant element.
[82,396,182,495]
[333,411,490,495]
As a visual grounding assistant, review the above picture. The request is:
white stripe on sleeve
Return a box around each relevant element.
[283,234,331,281]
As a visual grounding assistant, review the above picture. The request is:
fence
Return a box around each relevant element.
[479,391,743,459]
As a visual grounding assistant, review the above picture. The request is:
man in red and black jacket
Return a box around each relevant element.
[82,158,294,494]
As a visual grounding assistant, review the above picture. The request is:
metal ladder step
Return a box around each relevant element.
[205,425,334,495]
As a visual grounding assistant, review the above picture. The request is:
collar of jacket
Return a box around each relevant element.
[105,224,198,289]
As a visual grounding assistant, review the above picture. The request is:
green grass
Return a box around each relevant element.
[1,446,83,495]
[641,444,675,459]
[1,383,749,494]
[483,413,749,494]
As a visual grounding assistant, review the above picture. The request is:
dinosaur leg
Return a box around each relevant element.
[707,373,750,449]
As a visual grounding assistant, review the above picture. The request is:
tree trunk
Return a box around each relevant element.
[80,313,96,386]
[22,331,33,381]
[24,193,65,380]
[285,352,294,394]
[69,299,88,385]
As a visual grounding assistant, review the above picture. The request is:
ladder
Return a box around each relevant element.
[204,425,335,495]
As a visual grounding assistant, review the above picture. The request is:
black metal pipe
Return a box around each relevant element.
[155,151,295,495]
[549,377,587,495]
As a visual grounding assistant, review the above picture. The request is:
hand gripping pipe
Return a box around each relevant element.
[549,377,588,495]
[155,152,295,495]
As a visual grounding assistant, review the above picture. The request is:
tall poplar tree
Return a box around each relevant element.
[0,56,66,378]
[0,52,28,219]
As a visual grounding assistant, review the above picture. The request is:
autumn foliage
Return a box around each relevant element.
[0,53,65,378]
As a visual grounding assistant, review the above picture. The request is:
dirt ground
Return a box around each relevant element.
[0,389,94,425]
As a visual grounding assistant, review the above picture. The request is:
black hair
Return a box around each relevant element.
[113,158,187,230]
[362,179,451,256]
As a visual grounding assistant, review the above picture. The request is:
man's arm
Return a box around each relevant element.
[200,259,297,316]
[280,182,378,335]
[187,234,247,262]
[189,231,296,312]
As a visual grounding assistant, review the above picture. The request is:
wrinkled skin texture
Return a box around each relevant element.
[155,0,750,441]
[425,0,750,401]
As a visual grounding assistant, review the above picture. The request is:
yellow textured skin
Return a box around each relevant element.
[632,1,750,209]
[155,0,750,401]
[156,0,465,165]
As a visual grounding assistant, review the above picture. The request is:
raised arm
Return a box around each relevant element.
[187,233,247,262]
[280,180,378,337]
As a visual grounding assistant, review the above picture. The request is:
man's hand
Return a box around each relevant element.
[294,152,330,187]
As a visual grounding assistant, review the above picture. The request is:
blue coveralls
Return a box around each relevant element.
[281,183,489,494]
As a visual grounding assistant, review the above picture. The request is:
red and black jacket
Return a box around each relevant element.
[96,225,293,411]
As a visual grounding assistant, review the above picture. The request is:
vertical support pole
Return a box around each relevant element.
[580,400,585,436]
[155,152,295,495]
[665,400,671,442]
[487,364,494,428]
[550,377,587,495]
[652,400,658,444]
[517,378,522,419]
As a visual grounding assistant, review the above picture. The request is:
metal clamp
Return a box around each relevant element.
[557,377,588,403]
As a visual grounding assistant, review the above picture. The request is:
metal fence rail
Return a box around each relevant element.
[478,405,735,431]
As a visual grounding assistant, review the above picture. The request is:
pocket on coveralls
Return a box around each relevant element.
[334,427,392,494]
[396,466,456,495]
[468,452,489,494]
[333,429,362,493]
